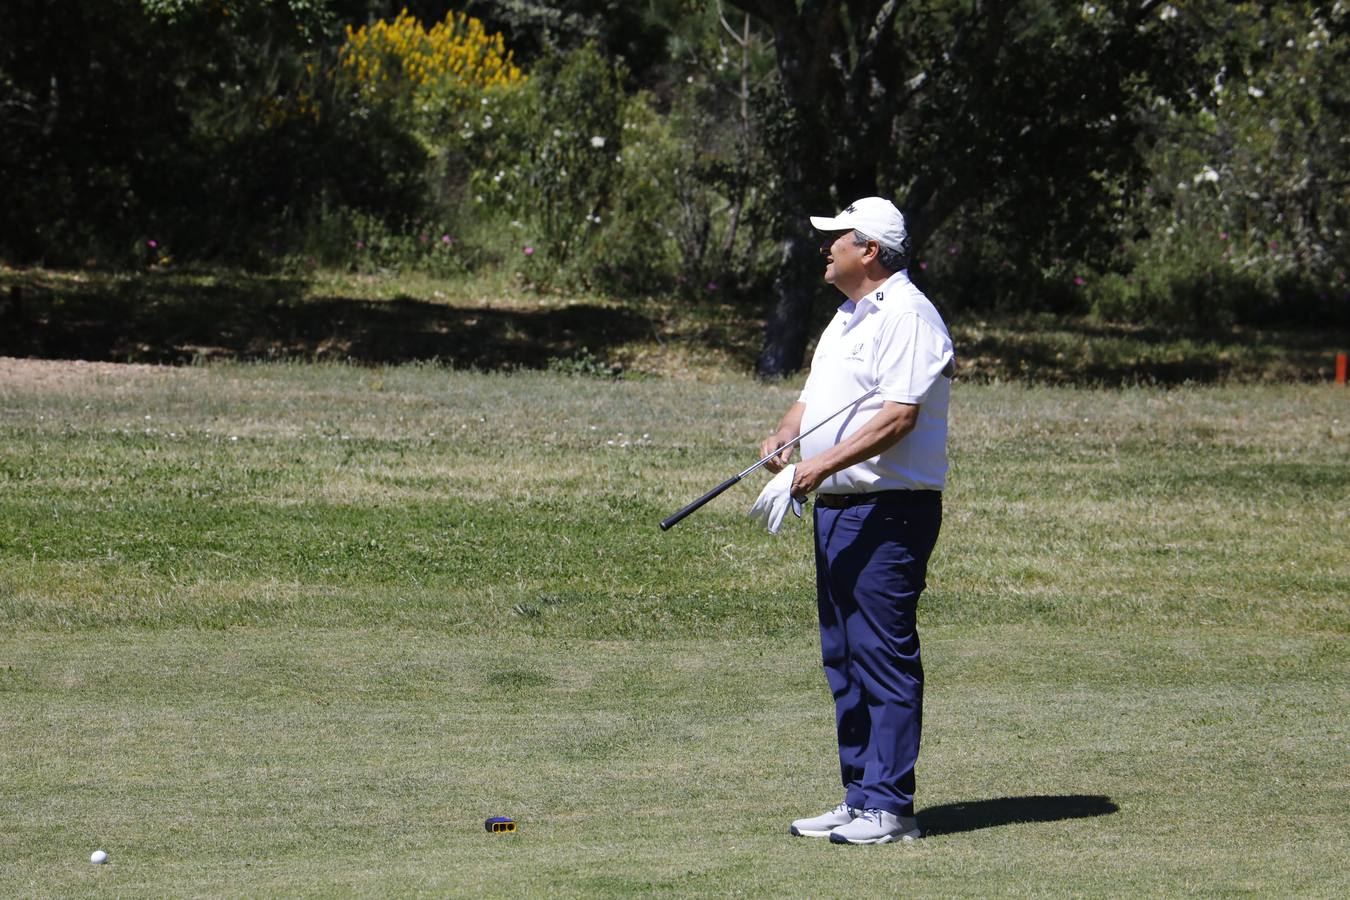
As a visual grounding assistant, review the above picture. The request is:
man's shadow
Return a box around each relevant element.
[919,794,1118,836]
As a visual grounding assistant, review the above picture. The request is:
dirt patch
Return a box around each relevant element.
[0,356,198,394]
[1,268,659,369]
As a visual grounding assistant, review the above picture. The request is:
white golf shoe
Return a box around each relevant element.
[789,802,860,837]
[828,808,923,844]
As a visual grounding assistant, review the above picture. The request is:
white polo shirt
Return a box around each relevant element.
[798,269,954,493]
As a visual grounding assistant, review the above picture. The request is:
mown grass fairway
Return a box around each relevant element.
[2,359,1347,896]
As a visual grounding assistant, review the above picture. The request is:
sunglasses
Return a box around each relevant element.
[819,230,876,256]
[819,230,852,255]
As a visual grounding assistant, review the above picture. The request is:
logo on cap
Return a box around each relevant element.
[844,204,857,214]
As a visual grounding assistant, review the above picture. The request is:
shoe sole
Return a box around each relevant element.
[828,830,922,845]
[789,825,838,837]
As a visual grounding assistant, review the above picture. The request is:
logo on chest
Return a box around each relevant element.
[843,341,867,363]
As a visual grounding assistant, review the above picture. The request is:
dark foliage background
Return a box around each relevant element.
[3,1,1346,373]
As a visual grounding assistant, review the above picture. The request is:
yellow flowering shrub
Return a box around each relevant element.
[340,7,524,119]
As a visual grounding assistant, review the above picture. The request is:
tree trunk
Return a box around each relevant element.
[749,2,844,377]
[757,229,824,376]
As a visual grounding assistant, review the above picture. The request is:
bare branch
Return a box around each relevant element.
[848,0,903,103]
[718,0,748,47]
[861,0,901,63]
[719,14,746,46]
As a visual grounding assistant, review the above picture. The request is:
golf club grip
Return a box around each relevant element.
[660,475,742,530]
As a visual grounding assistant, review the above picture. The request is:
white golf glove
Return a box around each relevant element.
[748,465,804,534]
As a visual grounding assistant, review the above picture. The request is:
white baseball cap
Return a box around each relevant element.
[810,197,908,252]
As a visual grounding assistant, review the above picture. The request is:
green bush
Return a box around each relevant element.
[0,3,440,270]
[189,64,433,268]
[317,211,465,278]
[1082,216,1347,330]
[455,42,779,299]
[465,44,627,289]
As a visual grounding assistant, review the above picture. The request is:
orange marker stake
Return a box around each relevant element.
[1336,352,1347,386]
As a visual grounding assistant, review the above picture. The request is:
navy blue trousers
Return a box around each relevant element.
[813,492,941,817]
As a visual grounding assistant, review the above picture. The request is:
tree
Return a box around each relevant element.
[451,0,688,83]
[0,1,196,261]
[0,1,426,265]
[726,0,1210,375]
[1136,2,1348,301]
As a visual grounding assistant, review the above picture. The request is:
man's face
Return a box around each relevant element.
[820,230,866,289]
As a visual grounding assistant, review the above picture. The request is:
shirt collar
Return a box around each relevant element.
[837,270,911,318]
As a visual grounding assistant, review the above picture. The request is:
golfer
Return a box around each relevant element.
[759,196,954,845]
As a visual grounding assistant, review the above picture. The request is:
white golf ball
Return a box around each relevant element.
[90,850,108,865]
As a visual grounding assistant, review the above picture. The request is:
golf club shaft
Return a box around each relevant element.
[658,475,744,531]
[659,386,879,531]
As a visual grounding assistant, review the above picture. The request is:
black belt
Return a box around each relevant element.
[814,490,941,509]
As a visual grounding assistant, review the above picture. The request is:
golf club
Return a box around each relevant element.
[659,385,880,531]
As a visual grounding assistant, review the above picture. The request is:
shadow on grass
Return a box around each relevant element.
[952,315,1347,385]
[1,269,650,369]
[920,794,1119,836]
[3,267,1344,381]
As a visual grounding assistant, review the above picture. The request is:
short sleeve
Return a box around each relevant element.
[874,312,953,404]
